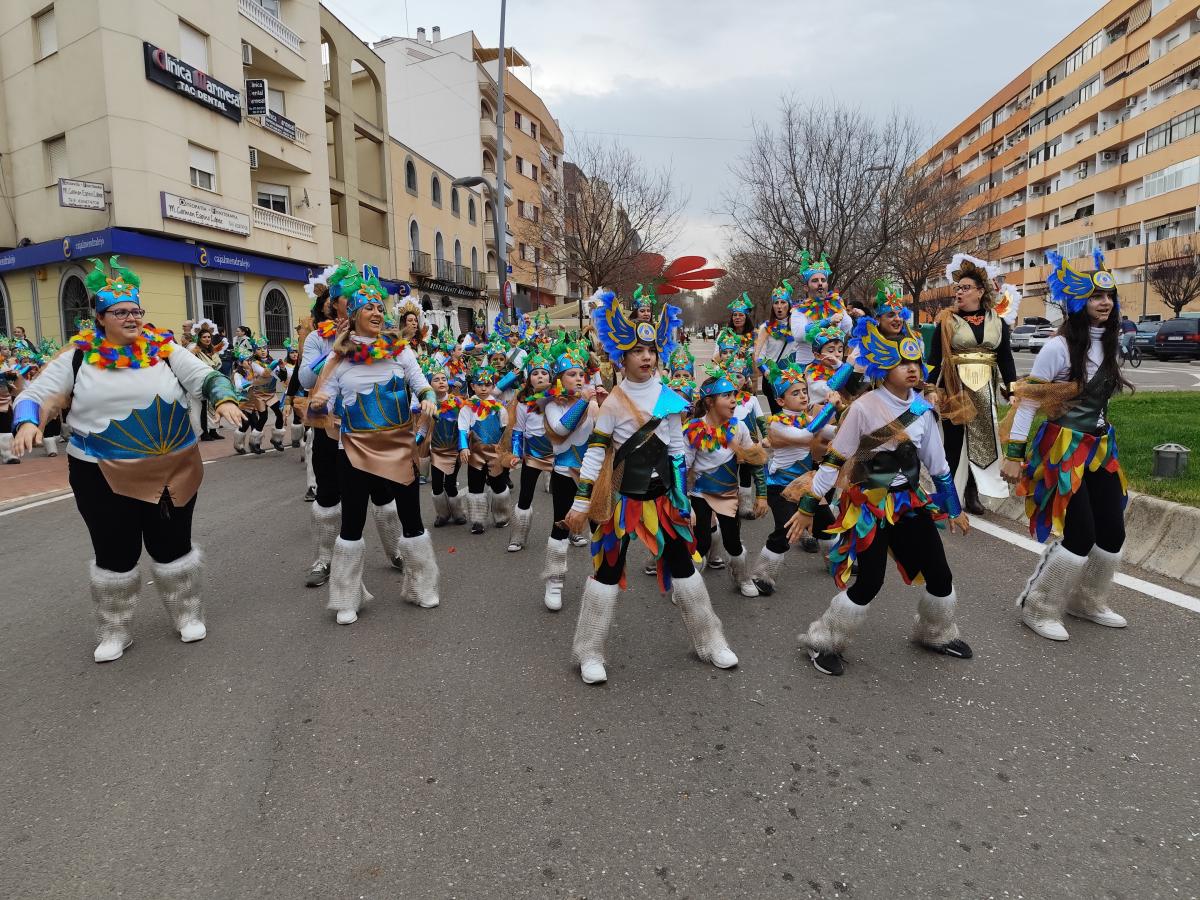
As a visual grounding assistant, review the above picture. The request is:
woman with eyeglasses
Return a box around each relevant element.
[926,255,1017,515]
[11,257,244,663]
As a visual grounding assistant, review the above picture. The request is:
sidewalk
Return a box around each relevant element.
[0,431,244,507]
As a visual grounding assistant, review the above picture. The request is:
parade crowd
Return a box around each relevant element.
[4,247,1133,681]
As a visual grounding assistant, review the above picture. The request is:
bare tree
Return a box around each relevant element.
[725,97,927,302]
[886,161,976,324]
[529,136,686,299]
[1146,236,1200,317]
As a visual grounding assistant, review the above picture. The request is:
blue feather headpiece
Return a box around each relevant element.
[763,359,806,397]
[727,292,753,314]
[699,363,737,398]
[849,317,927,382]
[592,290,681,364]
[807,322,844,352]
[798,249,832,283]
[1046,248,1117,314]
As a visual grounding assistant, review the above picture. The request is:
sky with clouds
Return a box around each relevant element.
[325,0,1102,262]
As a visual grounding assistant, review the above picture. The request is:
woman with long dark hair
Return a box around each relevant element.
[752,282,795,414]
[927,255,1017,515]
[1002,250,1133,641]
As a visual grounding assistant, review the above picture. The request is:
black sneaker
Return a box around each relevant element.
[800,536,818,554]
[471,523,485,535]
[303,487,317,502]
[305,562,330,588]
[391,556,404,571]
[753,578,775,596]
[932,638,973,659]
[705,557,726,570]
[271,440,285,452]
[291,439,301,448]
[809,650,844,676]
[433,515,449,528]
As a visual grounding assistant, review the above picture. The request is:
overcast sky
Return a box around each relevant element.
[326,0,1102,262]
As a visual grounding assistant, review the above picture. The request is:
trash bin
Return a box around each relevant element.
[1152,443,1190,478]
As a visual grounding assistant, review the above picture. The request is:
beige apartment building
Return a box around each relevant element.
[0,0,394,346]
[389,140,493,337]
[920,0,1200,321]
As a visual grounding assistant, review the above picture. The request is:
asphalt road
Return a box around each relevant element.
[1013,347,1200,391]
[1,452,1198,899]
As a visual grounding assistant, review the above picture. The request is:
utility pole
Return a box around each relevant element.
[494,0,512,324]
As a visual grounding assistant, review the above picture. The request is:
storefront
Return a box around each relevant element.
[0,228,315,347]
[410,273,488,339]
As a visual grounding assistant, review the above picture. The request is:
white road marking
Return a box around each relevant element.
[972,517,1200,614]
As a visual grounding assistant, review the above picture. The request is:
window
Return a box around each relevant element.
[255,182,289,213]
[254,0,282,16]
[1144,156,1200,199]
[471,247,478,274]
[1166,33,1182,52]
[189,143,217,191]
[405,160,417,194]
[451,188,460,216]
[268,87,286,116]
[34,7,56,59]
[514,111,523,129]
[434,232,444,262]
[551,153,558,169]
[454,239,462,267]
[515,156,525,176]
[179,20,208,71]
[468,197,476,224]
[60,274,90,341]
[431,175,442,206]
[45,135,67,185]
[1079,78,1100,104]
[530,122,538,140]
[409,220,420,252]
[262,288,291,348]
[519,242,527,261]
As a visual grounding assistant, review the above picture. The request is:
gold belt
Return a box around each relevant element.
[949,351,997,392]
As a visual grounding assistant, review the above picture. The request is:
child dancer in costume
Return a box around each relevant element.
[786,318,972,677]
[751,360,839,595]
[12,257,243,662]
[232,349,267,455]
[458,363,511,534]
[804,323,847,410]
[563,282,737,686]
[684,367,768,597]
[540,340,597,610]
[726,355,767,519]
[419,362,468,528]
[1001,250,1131,641]
[508,349,555,552]
[308,263,440,624]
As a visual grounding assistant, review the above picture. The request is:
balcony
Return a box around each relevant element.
[409,250,431,276]
[238,0,302,56]
[248,111,309,148]
[436,258,456,281]
[456,264,471,286]
[252,205,315,242]
[474,270,489,290]
[480,114,514,160]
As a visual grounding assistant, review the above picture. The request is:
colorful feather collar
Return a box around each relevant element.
[684,417,738,451]
[466,396,504,418]
[71,327,176,370]
[436,395,464,416]
[804,360,840,382]
[342,334,408,365]
[315,319,337,339]
[768,410,813,429]
[763,318,793,343]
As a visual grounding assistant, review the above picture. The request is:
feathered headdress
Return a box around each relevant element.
[468,361,498,386]
[723,354,751,377]
[806,322,844,352]
[666,373,697,403]
[668,346,695,374]
[698,363,737,398]
[191,317,218,335]
[771,280,794,305]
[798,249,832,283]
[849,317,927,381]
[85,256,140,313]
[763,358,806,397]
[329,257,388,316]
[872,278,911,321]
[727,292,754,314]
[946,252,1000,285]
[492,311,516,341]
[592,289,682,364]
[550,339,589,375]
[1046,248,1117,315]
[395,298,422,322]
[283,337,297,353]
[994,283,1022,326]
[715,327,743,355]
[525,347,553,374]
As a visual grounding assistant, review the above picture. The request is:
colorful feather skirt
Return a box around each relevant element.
[1016,421,1127,543]
[826,485,946,589]
[590,493,696,592]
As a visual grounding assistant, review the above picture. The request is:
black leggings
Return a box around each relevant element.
[517,464,544,510]
[430,461,461,497]
[1061,467,1126,557]
[738,463,754,489]
[594,530,695,586]
[549,472,577,541]
[239,408,267,433]
[69,457,195,573]
[693,496,742,558]
[312,428,342,507]
[846,510,953,605]
[764,485,834,554]
[337,452,423,540]
[269,400,284,430]
[467,464,508,495]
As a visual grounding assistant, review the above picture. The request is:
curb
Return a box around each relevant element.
[982,490,1200,588]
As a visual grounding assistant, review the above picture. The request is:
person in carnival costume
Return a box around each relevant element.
[561,256,736,685]
[231,346,267,455]
[307,262,440,624]
[927,254,1019,516]
[753,281,796,413]
[540,338,599,610]
[790,250,850,366]
[630,283,657,324]
[458,361,511,534]
[1001,250,1131,641]
[665,346,698,405]
[751,359,840,593]
[723,292,757,357]
[417,354,469,528]
[506,347,556,552]
[785,315,972,677]
[724,353,767,519]
[684,365,768,597]
[255,337,289,452]
[191,322,225,441]
[281,338,305,448]
[804,322,848,411]
[12,257,244,662]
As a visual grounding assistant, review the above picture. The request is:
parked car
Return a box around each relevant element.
[1154,317,1200,360]
[1131,320,1162,358]
[1010,324,1038,351]
[1028,326,1058,352]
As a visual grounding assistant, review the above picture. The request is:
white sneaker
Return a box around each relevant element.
[580,658,607,684]
[1022,610,1069,641]
[570,534,589,548]
[94,635,132,663]
[336,609,358,625]
[710,646,739,669]
[1068,607,1127,628]
[179,620,207,643]
[544,580,563,611]
[738,580,760,598]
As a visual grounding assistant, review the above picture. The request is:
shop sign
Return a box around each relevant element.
[58,178,107,211]
[161,192,251,236]
[144,41,242,123]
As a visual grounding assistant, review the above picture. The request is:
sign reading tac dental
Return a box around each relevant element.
[161,192,251,236]
[58,178,107,211]
[144,41,242,123]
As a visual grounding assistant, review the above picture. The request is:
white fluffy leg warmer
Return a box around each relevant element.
[571,577,619,666]
[328,537,371,620]
[672,572,737,667]
[800,591,869,655]
[508,505,533,551]
[1019,543,1087,641]
[371,501,404,567]
[152,548,205,642]
[911,588,961,648]
[542,537,569,611]
[90,563,140,662]
[311,502,341,568]
[1066,546,1127,627]
[751,547,785,594]
[399,531,440,608]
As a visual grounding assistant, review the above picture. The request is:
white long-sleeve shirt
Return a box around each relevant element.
[811,387,948,497]
[298,328,335,390]
[684,419,751,483]
[14,345,220,463]
[320,342,431,416]
[572,376,687,512]
[1009,327,1104,443]
[544,397,595,475]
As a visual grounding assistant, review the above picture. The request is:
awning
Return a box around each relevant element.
[1103,56,1129,82]
[1129,0,1151,33]
[1127,42,1150,71]
[1145,211,1195,231]
[1149,57,1200,94]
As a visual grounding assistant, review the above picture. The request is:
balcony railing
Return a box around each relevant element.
[238,0,302,55]
[436,258,456,281]
[456,264,471,286]
[253,205,315,241]
[475,271,489,290]
[248,112,309,148]
[409,250,431,276]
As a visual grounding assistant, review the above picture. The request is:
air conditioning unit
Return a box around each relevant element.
[248,147,259,170]
[242,42,253,66]
[1101,151,1116,162]
[1126,97,1138,108]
